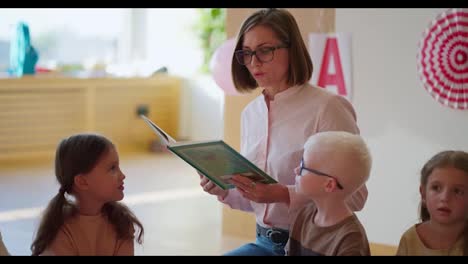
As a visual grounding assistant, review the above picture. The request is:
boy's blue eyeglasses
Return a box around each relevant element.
[299,158,344,190]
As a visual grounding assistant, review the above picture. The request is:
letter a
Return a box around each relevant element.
[317,37,346,96]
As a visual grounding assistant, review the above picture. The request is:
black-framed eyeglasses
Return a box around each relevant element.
[299,158,344,190]
[234,45,289,65]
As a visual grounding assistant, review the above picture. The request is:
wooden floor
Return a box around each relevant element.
[0,152,248,255]
[0,152,398,256]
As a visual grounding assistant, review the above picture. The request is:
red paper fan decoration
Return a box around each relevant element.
[417,8,468,110]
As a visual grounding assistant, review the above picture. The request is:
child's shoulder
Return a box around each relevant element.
[400,224,419,241]
[336,213,367,237]
[290,202,317,229]
[294,202,317,220]
[331,215,371,256]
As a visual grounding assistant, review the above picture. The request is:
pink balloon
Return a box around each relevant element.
[210,38,240,95]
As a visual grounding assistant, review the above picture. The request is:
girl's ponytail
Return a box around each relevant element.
[30,189,75,255]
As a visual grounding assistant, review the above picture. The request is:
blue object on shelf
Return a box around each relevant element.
[9,22,39,76]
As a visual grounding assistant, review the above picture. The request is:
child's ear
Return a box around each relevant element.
[324,178,336,193]
[419,185,426,202]
[74,174,89,191]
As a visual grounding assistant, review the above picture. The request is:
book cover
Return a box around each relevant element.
[140,115,277,190]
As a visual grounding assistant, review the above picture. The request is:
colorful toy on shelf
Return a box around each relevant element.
[9,22,39,76]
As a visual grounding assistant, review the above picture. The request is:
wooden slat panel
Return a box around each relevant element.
[0,77,181,162]
[94,83,180,150]
[0,88,87,159]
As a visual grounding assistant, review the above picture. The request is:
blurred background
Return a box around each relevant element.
[1,8,467,256]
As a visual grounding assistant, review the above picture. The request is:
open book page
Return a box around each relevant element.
[168,141,277,190]
[140,114,177,146]
[140,115,277,190]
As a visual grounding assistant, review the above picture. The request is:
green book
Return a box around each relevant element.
[140,115,277,190]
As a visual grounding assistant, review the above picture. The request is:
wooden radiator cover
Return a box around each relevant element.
[0,76,181,163]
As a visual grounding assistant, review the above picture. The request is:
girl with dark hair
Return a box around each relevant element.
[31,133,144,255]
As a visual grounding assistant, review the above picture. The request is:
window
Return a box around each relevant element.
[145,8,203,77]
[0,8,205,78]
[0,8,125,72]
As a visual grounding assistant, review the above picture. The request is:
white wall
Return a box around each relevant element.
[178,75,224,142]
[146,9,203,77]
[336,8,468,246]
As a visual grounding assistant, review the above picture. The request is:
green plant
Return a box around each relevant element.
[194,8,226,73]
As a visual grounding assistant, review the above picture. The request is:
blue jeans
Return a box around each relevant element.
[223,232,288,256]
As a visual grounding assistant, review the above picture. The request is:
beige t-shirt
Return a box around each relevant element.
[0,231,9,256]
[43,213,134,256]
[396,225,463,256]
[286,203,370,256]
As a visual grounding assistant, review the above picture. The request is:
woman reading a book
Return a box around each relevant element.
[199,8,368,256]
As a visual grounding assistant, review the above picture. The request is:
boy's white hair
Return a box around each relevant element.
[304,131,372,194]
